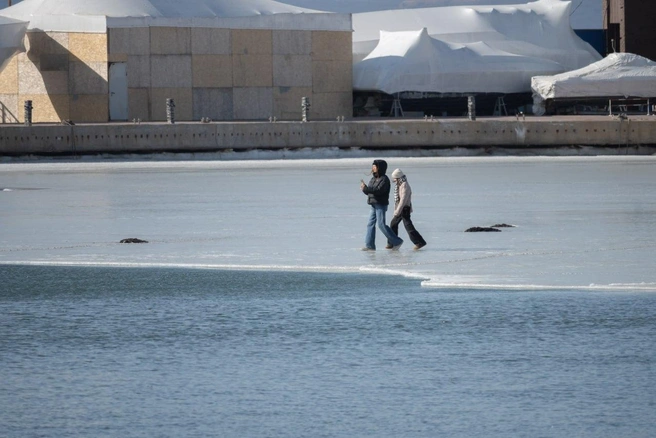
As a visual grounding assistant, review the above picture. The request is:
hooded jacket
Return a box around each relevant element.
[362,159,391,206]
[393,176,413,217]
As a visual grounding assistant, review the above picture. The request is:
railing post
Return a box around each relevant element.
[301,97,310,122]
[24,100,33,126]
[166,98,175,124]
[467,95,476,121]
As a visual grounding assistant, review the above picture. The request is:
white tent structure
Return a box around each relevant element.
[531,53,656,115]
[352,0,602,95]
[0,15,27,70]
[0,0,326,32]
[354,28,566,95]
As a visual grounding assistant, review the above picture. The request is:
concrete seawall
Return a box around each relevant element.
[2,116,656,156]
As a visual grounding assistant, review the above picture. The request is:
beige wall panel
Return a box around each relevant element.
[69,94,108,122]
[109,27,150,56]
[273,30,311,55]
[19,61,68,95]
[232,54,272,87]
[312,60,352,93]
[151,55,192,88]
[127,55,151,88]
[69,33,108,63]
[231,29,272,55]
[191,28,231,55]
[0,56,19,94]
[233,87,273,120]
[192,88,233,121]
[0,94,19,123]
[24,32,69,59]
[311,92,352,120]
[272,86,311,120]
[69,61,108,95]
[311,31,352,61]
[192,55,233,88]
[151,27,191,55]
[128,88,150,121]
[150,88,192,121]
[20,94,69,123]
[273,55,312,87]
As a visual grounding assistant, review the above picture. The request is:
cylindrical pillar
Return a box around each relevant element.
[467,95,476,121]
[301,97,310,122]
[24,100,33,126]
[166,98,175,124]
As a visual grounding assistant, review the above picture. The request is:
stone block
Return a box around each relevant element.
[231,29,272,55]
[192,88,233,121]
[150,88,193,121]
[69,94,108,122]
[232,54,272,87]
[192,55,233,88]
[191,28,231,55]
[19,61,68,95]
[109,27,150,55]
[127,56,151,88]
[273,86,311,120]
[69,61,108,95]
[20,94,69,123]
[311,92,353,120]
[24,32,69,59]
[150,27,191,55]
[0,94,19,123]
[128,88,150,121]
[151,55,192,88]
[273,55,312,87]
[0,56,19,94]
[312,60,352,93]
[273,30,311,55]
[311,31,352,61]
[68,33,108,63]
[233,87,273,120]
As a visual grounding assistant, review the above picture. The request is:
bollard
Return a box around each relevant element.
[467,95,476,121]
[166,98,175,124]
[24,100,33,126]
[301,97,310,122]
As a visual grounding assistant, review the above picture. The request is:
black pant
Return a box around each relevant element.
[389,206,426,246]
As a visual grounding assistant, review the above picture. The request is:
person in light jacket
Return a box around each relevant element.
[360,160,403,251]
[387,169,427,250]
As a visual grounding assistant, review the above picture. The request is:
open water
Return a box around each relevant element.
[2,156,656,436]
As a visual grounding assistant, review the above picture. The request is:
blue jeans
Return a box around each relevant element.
[365,204,403,250]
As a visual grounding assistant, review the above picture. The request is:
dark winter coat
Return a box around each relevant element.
[362,159,391,206]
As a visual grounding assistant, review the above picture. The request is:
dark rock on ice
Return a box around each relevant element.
[465,227,501,232]
[120,238,148,243]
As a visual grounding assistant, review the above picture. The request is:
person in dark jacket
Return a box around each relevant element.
[359,159,403,251]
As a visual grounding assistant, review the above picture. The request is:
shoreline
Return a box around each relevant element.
[2,115,656,157]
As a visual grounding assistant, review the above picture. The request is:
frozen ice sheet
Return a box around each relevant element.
[2,156,656,291]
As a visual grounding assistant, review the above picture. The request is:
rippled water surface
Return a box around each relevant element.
[2,265,655,437]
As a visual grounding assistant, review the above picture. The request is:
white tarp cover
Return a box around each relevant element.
[352,0,602,94]
[531,53,656,115]
[353,28,565,94]
[0,0,348,33]
[0,16,27,70]
[532,52,656,101]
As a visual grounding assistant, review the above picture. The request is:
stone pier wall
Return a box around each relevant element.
[2,117,656,156]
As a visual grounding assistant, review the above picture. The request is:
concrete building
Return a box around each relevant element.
[0,0,352,123]
[604,0,656,59]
